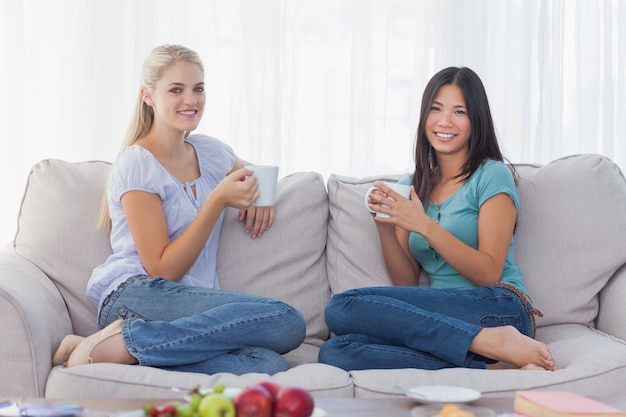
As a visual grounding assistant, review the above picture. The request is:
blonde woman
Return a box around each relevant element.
[52,44,305,374]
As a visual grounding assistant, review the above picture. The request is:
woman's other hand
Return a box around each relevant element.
[239,205,275,238]
[214,166,275,238]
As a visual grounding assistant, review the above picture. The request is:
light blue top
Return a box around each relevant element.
[398,159,529,296]
[87,134,237,309]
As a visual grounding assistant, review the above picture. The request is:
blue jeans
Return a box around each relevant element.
[97,275,306,375]
[318,285,535,371]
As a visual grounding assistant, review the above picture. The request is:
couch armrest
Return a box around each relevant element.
[597,264,626,341]
[0,248,73,397]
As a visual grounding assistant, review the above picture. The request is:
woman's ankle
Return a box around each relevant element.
[90,334,137,365]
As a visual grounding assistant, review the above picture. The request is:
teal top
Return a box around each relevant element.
[398,159,529,296]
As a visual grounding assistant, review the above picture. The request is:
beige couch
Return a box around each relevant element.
[2,154,626,399]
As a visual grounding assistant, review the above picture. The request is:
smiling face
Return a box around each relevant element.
[425,84,471,160]
[142,60,205,136]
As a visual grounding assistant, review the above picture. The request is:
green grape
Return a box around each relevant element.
[189,392,202,411]
[175,403,194,417]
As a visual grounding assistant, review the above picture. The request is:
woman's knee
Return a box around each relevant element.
[276,302,306,349]
[325,289,360,315]
[318,336,369,371]
[323,289,362,331]
[250,348,289,375]
[318,337,342,366]
[290,310,307,346]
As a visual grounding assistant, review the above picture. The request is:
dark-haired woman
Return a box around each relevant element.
[318,67,556,371]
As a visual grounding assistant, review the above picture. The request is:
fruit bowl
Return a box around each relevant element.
[410,404,496,417]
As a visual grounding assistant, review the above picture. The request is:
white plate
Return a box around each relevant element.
[404,385,481,404]
[312,407,327,417]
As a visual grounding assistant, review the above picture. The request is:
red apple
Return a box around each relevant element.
[255,380,282,401]
[234,385,273,417]
[274,386,314,417]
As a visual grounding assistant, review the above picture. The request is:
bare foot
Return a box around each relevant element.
[486,361,515,370]
[470,326,556,371]
[519,363,549,370]
[487,361,549,370]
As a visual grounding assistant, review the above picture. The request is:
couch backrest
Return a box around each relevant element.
[14,159,112,336]
[326,173,403,293]
[15,154,626,340]
[513,154,626,327]
[326,154,626,329]
[217,171,330,344]
[13,159,331,343]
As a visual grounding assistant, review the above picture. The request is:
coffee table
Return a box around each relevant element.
[315,396,626,416]
[8,395,626,417]
[318,397,506,416]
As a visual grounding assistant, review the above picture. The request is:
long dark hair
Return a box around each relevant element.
[412,66,506,203]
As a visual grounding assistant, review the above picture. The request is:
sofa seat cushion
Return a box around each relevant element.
[348,323,626,398]
[45,362,353,399]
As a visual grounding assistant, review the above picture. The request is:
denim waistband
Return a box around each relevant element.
[490,281,542,337]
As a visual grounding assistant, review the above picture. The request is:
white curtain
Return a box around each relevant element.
[1,0,624,242]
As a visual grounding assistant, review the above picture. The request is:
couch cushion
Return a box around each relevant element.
[513,154,626,327]
[46,362,353,399]
[326,154,626,329]
[326,173,405,295]
[348,324,626,398]
[218,171,331,344]
[14,159,113,337]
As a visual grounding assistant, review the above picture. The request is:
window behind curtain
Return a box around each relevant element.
[1,0,624,242]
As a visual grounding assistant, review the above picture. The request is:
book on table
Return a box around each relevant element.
[514,391,626,417]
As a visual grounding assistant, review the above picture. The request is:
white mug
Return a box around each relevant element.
[364,182,411,218]
[246,165,279,206]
